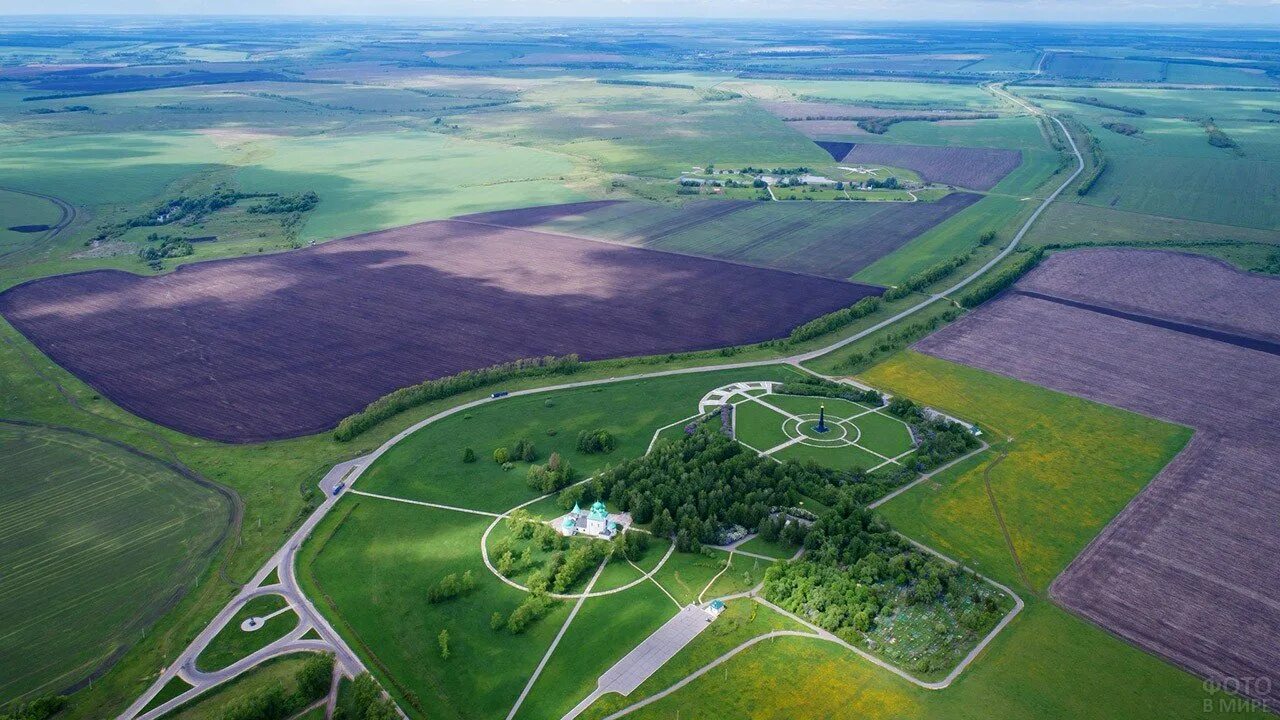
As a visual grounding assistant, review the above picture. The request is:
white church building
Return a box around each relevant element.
[558,501,620,539]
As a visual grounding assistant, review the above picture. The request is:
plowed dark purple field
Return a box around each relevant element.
[915,249,1280,710]
[837,143,1022,190]
[0,220,879,443]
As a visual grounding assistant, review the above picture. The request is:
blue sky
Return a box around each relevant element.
[2,0,1278,23]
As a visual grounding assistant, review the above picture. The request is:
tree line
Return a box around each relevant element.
[333,355,581,441]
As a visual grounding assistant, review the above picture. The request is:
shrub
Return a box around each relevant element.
[493,447,510,464]
[462,447,476,463]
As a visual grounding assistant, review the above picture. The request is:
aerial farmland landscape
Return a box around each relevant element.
[0,5,1278,720]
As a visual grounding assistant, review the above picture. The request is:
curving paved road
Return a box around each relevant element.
[120,84,1081,720]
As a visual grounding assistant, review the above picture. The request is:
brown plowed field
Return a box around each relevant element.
[0,220,879,443]
[914,249,1280,711]
[841,143,1022,191]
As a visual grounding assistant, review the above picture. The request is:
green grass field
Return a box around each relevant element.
[859,351,1192,592]
[195,594,298,672]
[301,499,574,720]
[356,367,804,513]
[1028,91,1280,231]
[236,131,584,242]
[0,424,229,703]
[462,81,827,177]
[598,596,1258,720]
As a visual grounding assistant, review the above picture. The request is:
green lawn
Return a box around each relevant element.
[300,499,572,720]
[356,368,804,513]
[772,441,887,471]
[733,535,798,560]
[860,351,1192,592]
[0,423,229,703]
[730,398,790,451]
[195,594,298,672]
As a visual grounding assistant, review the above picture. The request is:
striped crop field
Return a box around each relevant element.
[0,424,229,703]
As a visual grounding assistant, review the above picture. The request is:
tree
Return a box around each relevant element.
[519,547,534,567]
[493,447,510,464]
[296,652,335,700]
[651,508,674,539]
[438,628,451,659]
[497,551,516,576]
[491,611,505,631]
[758,515,778,542]
[462,447,476,463]
[350,672,398,720]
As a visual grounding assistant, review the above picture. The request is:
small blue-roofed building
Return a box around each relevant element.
[706,599,726,618]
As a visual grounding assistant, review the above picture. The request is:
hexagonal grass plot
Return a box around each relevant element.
[731,393,915,473]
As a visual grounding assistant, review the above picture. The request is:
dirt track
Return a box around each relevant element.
[915,248,1280,710]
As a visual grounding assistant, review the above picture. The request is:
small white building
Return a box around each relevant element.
[559,501,619,539]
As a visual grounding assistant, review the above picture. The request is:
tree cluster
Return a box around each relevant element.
[776,379,883,407]
[882,250,971,302]
[788,296,881,344]
[594,429,886,551]
[222,653,335,720]
[137,234,194,267]
[764,503,1006,673]
[248,191,319,214]
[1101,121,1142,136]
[526,452,574,493]
[342,672,399,720]
[576,429,617,454]
[427,570,476,603]
[0,696,65,720]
